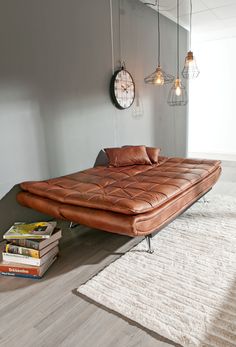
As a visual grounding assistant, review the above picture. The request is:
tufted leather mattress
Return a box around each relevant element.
[17,157,221,236]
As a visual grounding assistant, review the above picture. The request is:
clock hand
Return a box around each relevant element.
[121,83,133,91]
[125,82,134,89]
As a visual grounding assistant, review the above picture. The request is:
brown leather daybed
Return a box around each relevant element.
[17,146,221,252]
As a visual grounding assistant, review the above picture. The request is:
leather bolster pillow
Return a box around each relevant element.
[105,145,160,167]
[146,147,161,164]
[123,145,160,164]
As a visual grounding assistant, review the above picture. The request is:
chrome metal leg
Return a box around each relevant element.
[145,235,154,254]
[69,222,79,229]
[201,195,209,203]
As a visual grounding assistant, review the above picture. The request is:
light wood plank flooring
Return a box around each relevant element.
[0,162,235,347]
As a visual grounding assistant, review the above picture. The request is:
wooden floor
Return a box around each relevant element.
[0,162,235,347]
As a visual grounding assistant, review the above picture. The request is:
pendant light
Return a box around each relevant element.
[167,0,188,106]
[144,0,174,85]
[182,0,200,79]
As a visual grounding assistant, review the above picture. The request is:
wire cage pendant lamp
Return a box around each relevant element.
[168,0,188,106]
[144,0,174,85]
[182,0,200,79]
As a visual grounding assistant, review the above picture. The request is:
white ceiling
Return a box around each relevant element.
[140,0,236,42]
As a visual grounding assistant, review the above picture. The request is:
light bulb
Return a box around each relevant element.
[174,78,182,96]
[154,68,164,85]
[175,86,181,96]
[186,58,194,67]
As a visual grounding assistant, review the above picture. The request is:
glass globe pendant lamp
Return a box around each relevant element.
[182,0,200,79]
[144,0,174,86]
[168,0,188,106]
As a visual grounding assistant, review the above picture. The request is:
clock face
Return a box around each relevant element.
[110,68,135,109]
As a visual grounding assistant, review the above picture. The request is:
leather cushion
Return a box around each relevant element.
[123,145,161,164]
[20,157,221,215]
[17,166,221,237]
[146,147,160,164]
[105,146,152,167]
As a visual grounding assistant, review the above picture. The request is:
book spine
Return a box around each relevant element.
[10,239,40,250]
[2,253,41,266]
[2,247,59,266]
[5,244,39,258]
[0,272,41,279]
[0,264,38,275]
[4,235,50,240]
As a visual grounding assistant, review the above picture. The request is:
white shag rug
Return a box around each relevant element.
[77,195,236,347]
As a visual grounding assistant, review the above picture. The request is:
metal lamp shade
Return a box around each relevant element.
[182,51,200,79]
[144,0,174,87]
[144,66,174,85]
[167,78,188,106]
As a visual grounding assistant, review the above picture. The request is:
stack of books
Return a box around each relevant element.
[0,221,62,279]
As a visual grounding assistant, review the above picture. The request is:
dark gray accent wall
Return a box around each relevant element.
[0,0,188,232]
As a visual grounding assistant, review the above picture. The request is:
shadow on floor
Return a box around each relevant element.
[0,221,138,292]
[0,184,140,292]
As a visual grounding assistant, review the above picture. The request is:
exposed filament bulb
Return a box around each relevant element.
[175,78,182,96]
[154,67,164,85]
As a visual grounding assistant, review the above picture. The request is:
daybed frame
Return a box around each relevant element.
[17,154,221,253]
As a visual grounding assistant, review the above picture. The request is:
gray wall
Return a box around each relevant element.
[0,0,188,199]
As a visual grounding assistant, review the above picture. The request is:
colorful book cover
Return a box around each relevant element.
[10,228,62,250]
[10,238,41,250]
[4,241,59,259]
[5,244,39,258]
[3,221,57,240]
[2,246,59,266]
[0,256,57,277]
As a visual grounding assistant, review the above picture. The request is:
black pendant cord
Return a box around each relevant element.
[157,0,161,66]
[118,0,123,67]
[119,0,121,64]
[144,0,160,65]
[177,0,180,79]
[189,0,192,51]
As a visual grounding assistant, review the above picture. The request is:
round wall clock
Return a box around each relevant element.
[110,67,135,110]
